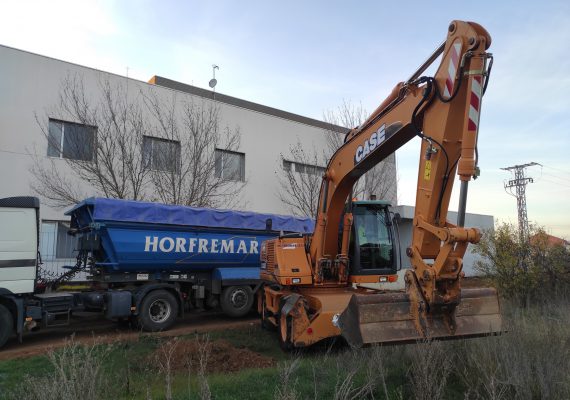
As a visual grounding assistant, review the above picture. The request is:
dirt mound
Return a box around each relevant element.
[150,338,276,374]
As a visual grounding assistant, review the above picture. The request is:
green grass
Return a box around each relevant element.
[0,355,52,393]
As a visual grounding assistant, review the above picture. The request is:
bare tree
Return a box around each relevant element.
[29,154,89,208]
[323,99,398,203]
[143,91,244,208]
[30,73,245,209]
[322,99,366,157]
[277,140,325,218]
[277,100,398,218]
[31,74,152,207]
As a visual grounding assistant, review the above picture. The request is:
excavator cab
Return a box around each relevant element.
[348,201,400,279]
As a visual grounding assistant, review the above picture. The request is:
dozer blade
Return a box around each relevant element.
[336,288,502,347]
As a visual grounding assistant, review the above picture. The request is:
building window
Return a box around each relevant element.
[215,149,245,181]
[40,221,78,260]
[283,160,325,176]
[47,119,96,161]
[142,136,181,173]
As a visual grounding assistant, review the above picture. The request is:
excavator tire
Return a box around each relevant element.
[260,294,277,331]
[278,315,293,351]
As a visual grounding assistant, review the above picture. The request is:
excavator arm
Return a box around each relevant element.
[312,21,490,275]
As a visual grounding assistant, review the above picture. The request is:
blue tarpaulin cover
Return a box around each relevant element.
[67,198,314,233]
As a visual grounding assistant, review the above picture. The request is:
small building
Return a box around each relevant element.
[380,205,493,289]
[530,232,570,250]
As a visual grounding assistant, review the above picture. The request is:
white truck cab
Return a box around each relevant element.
[0,197,39,294]
[0,197,39,348]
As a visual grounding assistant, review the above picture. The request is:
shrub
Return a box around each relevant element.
[474,223,570,304]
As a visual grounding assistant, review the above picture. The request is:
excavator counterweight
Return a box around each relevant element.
[260,20,502,349]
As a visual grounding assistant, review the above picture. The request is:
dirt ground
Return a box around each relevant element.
[0,311,257,361]
[149,338,276,374]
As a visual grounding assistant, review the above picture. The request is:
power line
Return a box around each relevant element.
[542,164,570,176]
[536,178,570,189]
[539,171,570,184]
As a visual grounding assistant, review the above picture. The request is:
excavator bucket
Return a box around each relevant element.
[336,288,502,347]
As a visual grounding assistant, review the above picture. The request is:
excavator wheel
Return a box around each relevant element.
[260,294,276,331]
[279,315,294,351]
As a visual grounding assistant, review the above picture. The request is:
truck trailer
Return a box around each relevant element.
[0,196,313,348]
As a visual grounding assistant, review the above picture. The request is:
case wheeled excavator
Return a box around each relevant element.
[259,20,502,348]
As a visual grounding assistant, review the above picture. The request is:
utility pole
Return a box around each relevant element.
[501,162,539,243]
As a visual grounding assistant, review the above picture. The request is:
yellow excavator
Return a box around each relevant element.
[259,20,502,348]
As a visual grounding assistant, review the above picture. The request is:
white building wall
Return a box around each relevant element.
[0,44,398,218]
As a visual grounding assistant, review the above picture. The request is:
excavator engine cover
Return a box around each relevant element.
[336,288,501,347]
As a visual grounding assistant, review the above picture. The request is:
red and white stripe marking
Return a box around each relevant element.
[443,41,462,98]
[468,75,483,131]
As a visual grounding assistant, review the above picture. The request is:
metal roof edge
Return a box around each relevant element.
[149,76,348,133]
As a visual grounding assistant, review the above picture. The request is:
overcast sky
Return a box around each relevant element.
[2,0,569,237]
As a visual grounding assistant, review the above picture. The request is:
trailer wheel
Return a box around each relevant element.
[0,304,13,348]
[220,286,254,318]
[138,290,178,332]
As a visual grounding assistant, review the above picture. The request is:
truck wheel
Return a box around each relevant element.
[0,304,13,348]
[220,286,254,318]
[138,290,178,332]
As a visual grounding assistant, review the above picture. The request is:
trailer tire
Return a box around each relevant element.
[220,286,254,318]
[137,290,178,332]
[0,304,13,349]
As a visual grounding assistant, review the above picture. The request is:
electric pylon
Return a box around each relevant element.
[501,162,538,242]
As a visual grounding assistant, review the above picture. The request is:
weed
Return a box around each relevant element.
[407,339,451,400]
[7,335,111,400]
[197,334,212,400]
[274,358,301,400]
